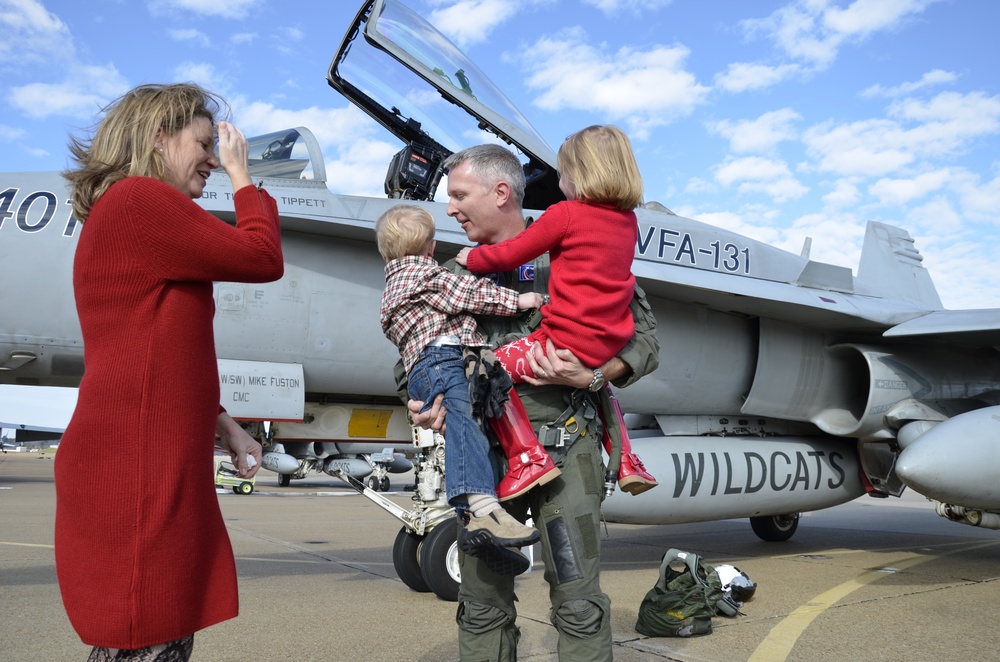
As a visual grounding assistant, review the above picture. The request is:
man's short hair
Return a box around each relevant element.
[443,144,526,207]
[375,204,435,262]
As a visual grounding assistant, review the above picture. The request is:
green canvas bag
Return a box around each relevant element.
[635,548,723,637]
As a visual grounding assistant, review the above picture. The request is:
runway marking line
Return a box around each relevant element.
[749,540,1000,661]
[0,541,53,549]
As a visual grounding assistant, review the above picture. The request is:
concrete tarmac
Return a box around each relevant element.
[3,451,1000,662]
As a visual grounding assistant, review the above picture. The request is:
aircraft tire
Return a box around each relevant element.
[277,473,291,487]
[379,476,390,491]
[367,476,380,491]
[750,513,800,542]
[392,527,431,593]
[419,524,461,602]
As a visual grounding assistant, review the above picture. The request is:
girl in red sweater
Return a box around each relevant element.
[457,125,657,499]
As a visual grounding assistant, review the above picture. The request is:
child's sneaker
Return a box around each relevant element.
[460,508,539,547]
[458,509,539,576]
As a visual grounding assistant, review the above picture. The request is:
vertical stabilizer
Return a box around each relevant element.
[857,221,942,310]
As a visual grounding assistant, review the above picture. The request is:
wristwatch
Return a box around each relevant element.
[587,368,606,392]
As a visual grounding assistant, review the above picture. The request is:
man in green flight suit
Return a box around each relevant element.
[411,143,659,661]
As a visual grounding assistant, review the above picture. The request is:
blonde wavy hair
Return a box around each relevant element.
[557,125,644,210]
[63,83,228,222]
[375,204,436,262]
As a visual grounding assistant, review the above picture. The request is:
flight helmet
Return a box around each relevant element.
[714,564,757,602]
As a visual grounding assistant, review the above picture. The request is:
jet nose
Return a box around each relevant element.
[896,405,1000,509]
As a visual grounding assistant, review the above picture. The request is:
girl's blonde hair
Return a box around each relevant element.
[375,204,435,261]
[63,83,228,222]
[557,125,644,210]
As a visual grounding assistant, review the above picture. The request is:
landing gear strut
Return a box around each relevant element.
[331,428,458,600]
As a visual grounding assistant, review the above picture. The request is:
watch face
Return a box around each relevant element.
[589,370,605,391]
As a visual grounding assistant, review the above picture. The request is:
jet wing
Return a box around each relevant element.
[884,309,1000,345]
[0,385,76,433]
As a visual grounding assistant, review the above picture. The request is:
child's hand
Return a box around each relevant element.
[518,292,544,310]
[456,247,472,266]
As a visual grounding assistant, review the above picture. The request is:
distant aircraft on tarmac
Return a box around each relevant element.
[2,0,999,601]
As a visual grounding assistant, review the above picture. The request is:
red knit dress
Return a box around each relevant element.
[54,177,283,649]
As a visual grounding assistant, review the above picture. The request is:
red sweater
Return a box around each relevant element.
[55,177,283,648]
[466,200,636,368]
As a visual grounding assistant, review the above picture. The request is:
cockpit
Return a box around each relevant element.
[327,0,564,210]
[245,127,326,181]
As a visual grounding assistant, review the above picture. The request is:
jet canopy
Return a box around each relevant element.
[328,0,562,209]
[244,127,326,181]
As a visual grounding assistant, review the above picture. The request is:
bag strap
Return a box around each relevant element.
[656,548,705,591]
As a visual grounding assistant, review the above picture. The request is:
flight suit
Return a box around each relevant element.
[449,253,659,662]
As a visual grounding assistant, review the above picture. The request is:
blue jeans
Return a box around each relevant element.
[408,345,497,506]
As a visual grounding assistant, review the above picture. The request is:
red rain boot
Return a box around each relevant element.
[603,386,658,495]
[491,389,561,501]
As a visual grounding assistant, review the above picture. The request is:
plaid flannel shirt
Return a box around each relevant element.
[381,254,522,372]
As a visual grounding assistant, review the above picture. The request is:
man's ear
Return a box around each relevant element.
[493,180,511,208]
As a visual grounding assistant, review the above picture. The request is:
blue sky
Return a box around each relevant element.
[2,0,1000,309]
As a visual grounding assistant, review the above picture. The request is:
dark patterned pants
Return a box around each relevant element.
[87,635,193,662]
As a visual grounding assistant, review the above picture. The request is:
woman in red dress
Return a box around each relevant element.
[57,83,284,661]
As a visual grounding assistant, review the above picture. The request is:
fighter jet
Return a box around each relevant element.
[2,0,999,602]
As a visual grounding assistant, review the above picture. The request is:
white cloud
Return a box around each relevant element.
[428,0,521,47]
[21,145,49,158]
[786,211,867,266]
[709,108,802,154]
[868,169,950,207]
[231,32,256,45]
[683,177,715,195]
[742,2,843,68]
[516,27,709,137]
[887,91,1000,156]
[804,118,914,176]
[0,124,27,141]
[861,69,957,98]
[168,28,211,47]
[714,62,800,93]
[822,178,861,208]
[276,26,303,42]
[905,195,962,233]
[172,62,228,97]
[583,0,672,13]
[671,202,786,247]
[950,171,1000,225]
[9,64,129,120]
[148,0,262,19]
[822,0,939,37]
[235,102,399,197]
[918,233,1000,309]
[805,90,1000,179]
[742,0,942,69]
[0,0,74,65]
[714,156,808,203]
